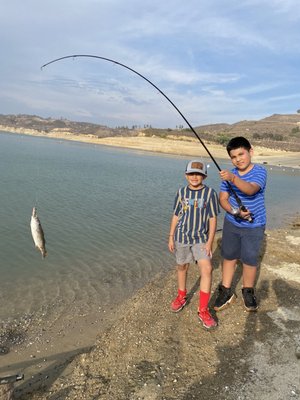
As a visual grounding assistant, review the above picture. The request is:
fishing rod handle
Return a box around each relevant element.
[240,206,253,223]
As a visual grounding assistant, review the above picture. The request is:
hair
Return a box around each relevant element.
[226,136,252,155]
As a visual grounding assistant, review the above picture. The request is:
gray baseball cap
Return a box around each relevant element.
[185,159,207,176]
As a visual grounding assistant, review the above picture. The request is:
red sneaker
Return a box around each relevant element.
[198,308,217,329]
[171,294,187,313]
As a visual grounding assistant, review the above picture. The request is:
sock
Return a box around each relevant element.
[199,290,210,311]
[178,289,187,298]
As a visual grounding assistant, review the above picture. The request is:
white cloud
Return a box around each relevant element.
[0,0,299,127]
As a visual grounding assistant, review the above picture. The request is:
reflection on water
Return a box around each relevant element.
[0,131,299,324]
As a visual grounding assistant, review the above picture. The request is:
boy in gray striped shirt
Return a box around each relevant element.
[168,159,220,329]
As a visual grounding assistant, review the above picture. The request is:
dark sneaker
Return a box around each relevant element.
[242,288,258,311]
[171,294,187,313]
[213,284,237,311]
[198,308,218,330]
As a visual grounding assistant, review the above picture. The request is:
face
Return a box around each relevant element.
[229,147,253,172]
[185,172,206,189]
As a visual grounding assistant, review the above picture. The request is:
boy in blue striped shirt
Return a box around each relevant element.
[214,137,267,313]
[169,160,220,329]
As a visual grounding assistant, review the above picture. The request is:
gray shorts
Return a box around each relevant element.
[175,242,210,265]
[221,218,265,266]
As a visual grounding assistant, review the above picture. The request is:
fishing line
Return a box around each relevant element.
[41,54,248,211]
[32,135,42,208]
[34,157,40,207]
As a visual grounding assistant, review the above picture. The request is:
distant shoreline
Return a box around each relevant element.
[1,127,300,169]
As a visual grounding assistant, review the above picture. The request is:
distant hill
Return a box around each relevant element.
[0,113,300,151]
[0,114,129,138]
[193,113,300,151]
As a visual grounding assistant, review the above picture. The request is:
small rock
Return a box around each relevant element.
[0,346,10,355]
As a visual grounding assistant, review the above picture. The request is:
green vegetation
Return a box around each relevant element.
[216,134,232,146]
[290,126,300,137]
[253,132,283,141]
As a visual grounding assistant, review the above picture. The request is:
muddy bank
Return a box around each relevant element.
[7,216,300,400]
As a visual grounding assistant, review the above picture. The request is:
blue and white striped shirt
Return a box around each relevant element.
[220,164,267,228]
[173,185,220,244]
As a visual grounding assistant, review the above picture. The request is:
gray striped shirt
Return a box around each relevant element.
[173,185,220,244]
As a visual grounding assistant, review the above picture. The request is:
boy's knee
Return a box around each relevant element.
[177,263,189,272]
[200,262,212,275]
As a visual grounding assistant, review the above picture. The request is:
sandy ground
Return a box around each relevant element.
[2,216,299,400]
[1,128,300,169]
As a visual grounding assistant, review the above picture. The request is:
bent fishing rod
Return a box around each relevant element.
[41,54,250,215]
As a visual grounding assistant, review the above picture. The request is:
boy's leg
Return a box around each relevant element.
[241,263,258,311]
[197,258,217,329]
[213,258,237,311]
[214,218,240,312]
[240,226,264,311]
[171,263,189,312]
[177,263,189,291]
[192,245,213,307]
[242,264,257,287]
[198,259,212,294]
[222,259,237,288]
[171,242,193,312]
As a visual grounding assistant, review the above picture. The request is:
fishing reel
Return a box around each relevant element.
[231,206,254,223]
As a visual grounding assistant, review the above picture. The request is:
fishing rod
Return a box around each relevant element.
[41,54,250,215]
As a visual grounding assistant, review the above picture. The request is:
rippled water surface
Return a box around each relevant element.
[0,131,299,322]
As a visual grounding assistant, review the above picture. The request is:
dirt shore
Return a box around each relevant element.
[1,128,300,169]
[6,215,299,400]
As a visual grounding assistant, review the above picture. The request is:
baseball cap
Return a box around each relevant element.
[185,159,207,176]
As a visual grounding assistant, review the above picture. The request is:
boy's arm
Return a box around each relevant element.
[219,191,232,213]
[168,214,179,252]
[220,191,251,219]
[205,216,217,257]
[207,216,217,245]
[219,170,260,196]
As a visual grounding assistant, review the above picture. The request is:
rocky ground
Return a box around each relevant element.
[3,215,298,400]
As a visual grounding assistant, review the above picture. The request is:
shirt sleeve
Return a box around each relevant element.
[208,189,220,217]
[173,190,182,216]
[220,180,229,193]
[250,166,267,189]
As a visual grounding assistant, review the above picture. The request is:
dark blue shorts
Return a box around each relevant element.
[221,218,265,267]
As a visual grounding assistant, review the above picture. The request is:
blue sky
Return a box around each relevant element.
[1,0,300,128]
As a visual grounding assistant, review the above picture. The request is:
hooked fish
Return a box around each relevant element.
[30,207,47,258]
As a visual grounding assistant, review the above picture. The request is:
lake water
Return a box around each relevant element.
[0,131,299,329]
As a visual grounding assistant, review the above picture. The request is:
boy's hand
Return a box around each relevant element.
[168,236,175,252]
[205,243,212,258]
[239,207,252,221]
[219,170,235,182]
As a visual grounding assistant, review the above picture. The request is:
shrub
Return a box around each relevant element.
[216,134,232,146]
[290,127,300,137]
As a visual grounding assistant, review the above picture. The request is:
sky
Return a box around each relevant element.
[1,0,300,128]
